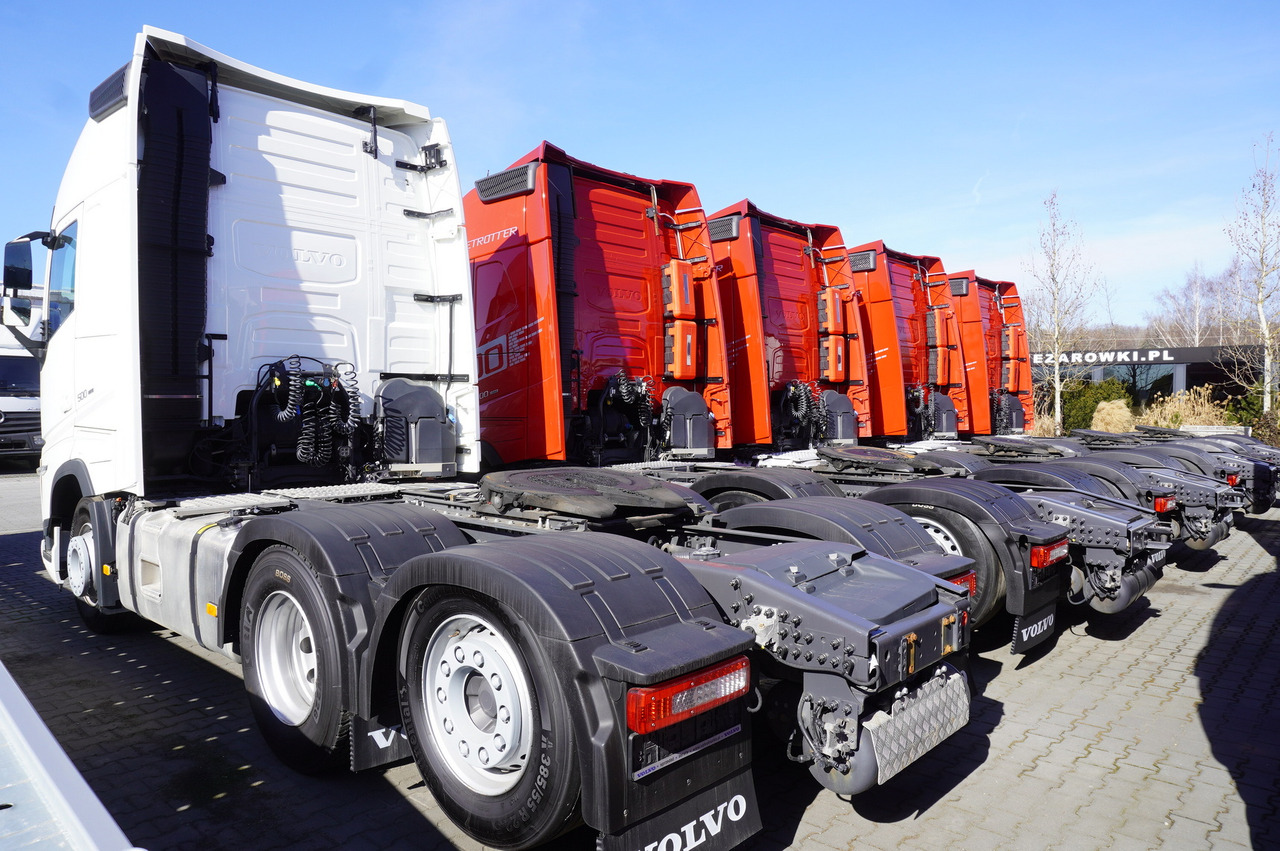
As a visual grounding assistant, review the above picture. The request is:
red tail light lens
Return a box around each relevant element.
[1153,496,1177,513]
[947,570,978,598]
[627,656,750,733]
[1030,539,1070,568]
[1227,473,1241,487]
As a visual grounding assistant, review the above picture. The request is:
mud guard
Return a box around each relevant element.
[690,467,845,503]
[78,496,122,610]
[374,532,756,841]
[971,463,1115,497]
[1043,457,1162,503]
[714,495,965,574]
[857,479,1066,617]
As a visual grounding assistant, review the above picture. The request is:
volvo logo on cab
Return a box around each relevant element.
[642,795,748,851]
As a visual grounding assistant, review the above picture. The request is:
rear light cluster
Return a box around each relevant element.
[1152,495,1178,513]
[1227,473,1241,487]
[948,570,978,598]
[626,656,750,733]
[1030,539,1070,569]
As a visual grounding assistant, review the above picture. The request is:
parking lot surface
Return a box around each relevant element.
[0,465,1275,850]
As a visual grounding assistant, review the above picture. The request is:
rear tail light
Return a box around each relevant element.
[947,570,978,598]
[627,656,750,733]
[1030,538,1070,568]
[1227,473,1241,487]
[1153,495,1177,513]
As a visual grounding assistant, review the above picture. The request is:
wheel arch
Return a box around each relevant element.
[46,458,93,536]
[690,467,844,504]
[221,503,472,710]
[367,531,750,836]
[860,479,1068,615]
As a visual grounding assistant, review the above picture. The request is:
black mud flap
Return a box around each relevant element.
[349,714,414,771]
[599,768,760,851]
[1010,601,1057,654]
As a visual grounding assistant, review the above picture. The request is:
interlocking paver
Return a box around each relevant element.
[0,468,1276,850]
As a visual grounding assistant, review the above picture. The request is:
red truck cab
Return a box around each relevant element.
[846,241,963,440]
[465,143,732,467]
[707,201,869,451]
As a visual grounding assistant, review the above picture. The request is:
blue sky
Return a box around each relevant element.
[3,1,1278,324]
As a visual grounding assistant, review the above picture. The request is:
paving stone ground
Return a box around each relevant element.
[0,463,1275,850]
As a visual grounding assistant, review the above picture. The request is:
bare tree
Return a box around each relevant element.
[1023,192,1104,434]
[1222,135,1280,412]
[1146,263,1217,348]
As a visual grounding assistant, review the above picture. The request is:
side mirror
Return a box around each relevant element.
[3,239,34,291]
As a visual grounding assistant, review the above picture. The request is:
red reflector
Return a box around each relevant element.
[627,656,750,733]
[1227,473,1241,487]
[948,570,978,598]
[1030,538,1070,569]
[1153,495,1177,513]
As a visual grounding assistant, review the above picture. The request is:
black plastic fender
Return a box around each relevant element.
[690,467,845,504]
[972,463,1115,497]
[714,495,962,571]
[858,479,1067,617]
[373,532,753,838]
[222,499,470,646]
[1128,443,1223,477]
[1081,449,1240,508]
[210,499,472,766]
[74,495,122,609]
[911,450,995,475]
[1041,457,1174,507]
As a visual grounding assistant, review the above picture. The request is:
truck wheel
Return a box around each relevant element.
[399,589,580,850]
[241,546,345,774]
[901,506,1005,626]
[69,506,134,634]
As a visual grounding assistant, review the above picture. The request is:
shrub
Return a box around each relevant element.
[1061,379,1131,433]
[1137,387,1231,428]
[1091,399,1135,432]
[1252,410,1280,447]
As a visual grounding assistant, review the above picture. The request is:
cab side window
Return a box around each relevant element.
[46,222,77,337]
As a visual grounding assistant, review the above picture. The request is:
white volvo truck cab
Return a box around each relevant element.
[12,29,763,851]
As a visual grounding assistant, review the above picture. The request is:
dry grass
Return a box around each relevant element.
[1135,387,1231,428]
[1091,399,1135,432]
[1028,393,1058,436]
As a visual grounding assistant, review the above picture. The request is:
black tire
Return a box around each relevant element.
[705,488,770,512]
[901,506,1006,626]
[69,504,135,635]
[241,545,345,774]
[399,589,580,850]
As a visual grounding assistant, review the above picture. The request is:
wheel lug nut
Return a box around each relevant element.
[478,747,490,765]
[443,719,454,734]
[494,735,507,753]
[458,741,470,757]
[473,650,485,668]
[436,688,446,703]
[454,647,465,663]
[490,673,502,690]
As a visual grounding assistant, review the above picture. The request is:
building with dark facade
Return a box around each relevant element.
[1031,346,1259,406]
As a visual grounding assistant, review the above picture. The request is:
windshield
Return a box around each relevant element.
[0,354,40,395]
